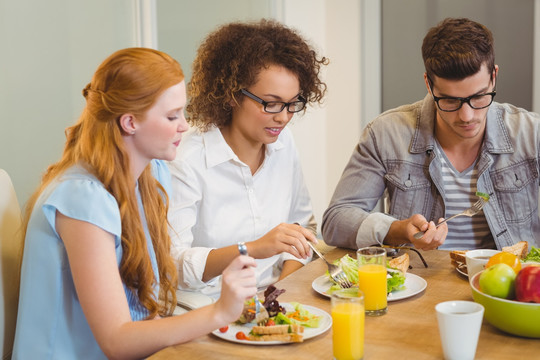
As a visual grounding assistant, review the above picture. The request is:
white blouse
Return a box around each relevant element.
[168,125,315,298]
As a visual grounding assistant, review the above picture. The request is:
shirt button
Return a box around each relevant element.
[248,188,254,194]
[404,180,412,187]
[515,179,522,187]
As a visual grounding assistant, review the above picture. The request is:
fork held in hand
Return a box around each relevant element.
[307,242,352,288]
[413,197,487,240]
[237,242,260,316]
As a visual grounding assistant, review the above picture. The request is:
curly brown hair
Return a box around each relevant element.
[422,18,495,81]
[187,19,328,130]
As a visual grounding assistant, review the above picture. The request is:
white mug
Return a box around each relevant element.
[436,300,484,360]
[465,249,500,278]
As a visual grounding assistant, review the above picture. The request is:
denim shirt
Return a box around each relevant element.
[322,94,540,250]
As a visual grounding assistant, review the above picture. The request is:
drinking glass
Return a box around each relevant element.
[331,288,365,360]
[357,246,387,316]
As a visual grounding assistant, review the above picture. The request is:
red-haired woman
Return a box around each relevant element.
[13,48,256,359]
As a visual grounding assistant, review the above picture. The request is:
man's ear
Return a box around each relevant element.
[119,113,137,135]
[493,64,499,80]
[423,72,431,94]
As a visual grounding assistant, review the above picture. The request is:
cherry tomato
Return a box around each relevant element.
[235,331,248,340]
[218,326,229,333]
[265,319,275,327]
[486,252,522,274]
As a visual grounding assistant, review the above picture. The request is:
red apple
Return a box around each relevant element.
[515,265,540,303]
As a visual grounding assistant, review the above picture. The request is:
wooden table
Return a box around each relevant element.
[150,249,539,359]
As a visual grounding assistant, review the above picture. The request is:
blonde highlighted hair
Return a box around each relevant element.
[22,47,183,318]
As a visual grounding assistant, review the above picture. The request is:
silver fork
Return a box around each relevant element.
[413,197,487,240]
[237,242,260,316]
[307,242,353,288]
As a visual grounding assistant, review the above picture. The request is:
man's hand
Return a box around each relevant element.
[385,214,448,250]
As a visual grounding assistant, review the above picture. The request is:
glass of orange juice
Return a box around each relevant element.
[357,247,387,316]
[331,288,365,360]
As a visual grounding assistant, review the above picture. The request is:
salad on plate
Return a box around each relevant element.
[219,285,326,343]
[326,254,407,295]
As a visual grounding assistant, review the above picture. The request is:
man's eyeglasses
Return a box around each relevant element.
[241,89,306,114]
[427,75,496,112]
[370,244,428,268]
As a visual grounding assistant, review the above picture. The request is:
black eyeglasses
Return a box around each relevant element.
[370,244,428,268]
[241,89,306,114]
[427,75,496,112]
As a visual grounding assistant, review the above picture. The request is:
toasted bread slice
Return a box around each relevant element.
[249,324,304,342]
[388,253,409,273]
[449,250,467,264]
[248,333,304,342]
[251,324,304,335]
[502,241,528,259]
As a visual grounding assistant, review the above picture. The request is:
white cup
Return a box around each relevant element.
[465,249,500,278]
[436,300,484,360]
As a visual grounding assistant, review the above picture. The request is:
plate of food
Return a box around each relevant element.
[449,241,536,277]
[311,272,427,301]
[311,253,427,301]
[212,285,332,345]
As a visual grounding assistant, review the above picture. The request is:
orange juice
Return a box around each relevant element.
[357,264,387,312]
[332,302,364,360]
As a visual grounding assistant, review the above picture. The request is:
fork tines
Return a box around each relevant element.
[334,272,353,288]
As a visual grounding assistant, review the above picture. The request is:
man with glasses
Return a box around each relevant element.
[322,18,540,251]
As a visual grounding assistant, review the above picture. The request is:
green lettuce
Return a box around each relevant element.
[274,302,321,328]
[524,246,540,262]
[387,270,406,293]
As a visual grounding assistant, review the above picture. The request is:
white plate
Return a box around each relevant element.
[455,262,468,277]
[211,303,332,345]
[312,273,427,301]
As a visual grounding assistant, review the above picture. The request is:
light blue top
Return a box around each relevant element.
[13,160,171,360]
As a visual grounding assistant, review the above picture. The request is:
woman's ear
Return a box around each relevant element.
[119,113,137,135]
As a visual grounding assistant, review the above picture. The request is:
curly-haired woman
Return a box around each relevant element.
[168,19,328,298]
[13,48,257,359]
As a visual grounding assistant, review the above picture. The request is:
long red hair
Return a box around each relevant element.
[22,48,183,317]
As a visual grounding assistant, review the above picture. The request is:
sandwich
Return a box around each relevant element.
[449,250,467,268]
[248,323,304,342]
[388,253,409,274]
[449,241,529,269]
[502,241,529,259]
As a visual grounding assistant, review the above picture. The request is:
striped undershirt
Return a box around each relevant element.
[434,141,495,250]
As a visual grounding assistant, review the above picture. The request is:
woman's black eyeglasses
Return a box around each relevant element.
[241,89,306,114]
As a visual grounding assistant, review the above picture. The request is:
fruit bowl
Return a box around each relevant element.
[470,271,540,338]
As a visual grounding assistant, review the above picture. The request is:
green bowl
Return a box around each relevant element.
[470,270,540,338]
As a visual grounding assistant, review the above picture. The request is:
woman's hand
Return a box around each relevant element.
[248,223,316,260]
[214,255,258,324]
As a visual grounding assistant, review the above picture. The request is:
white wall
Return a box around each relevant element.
[0,0,138,206]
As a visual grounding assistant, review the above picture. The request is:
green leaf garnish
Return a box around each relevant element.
[475,191,490,201]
